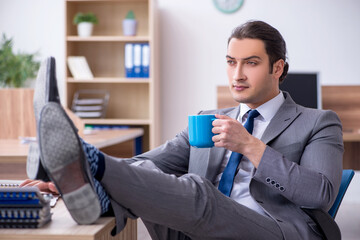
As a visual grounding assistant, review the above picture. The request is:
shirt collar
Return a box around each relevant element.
[238,91,285,122]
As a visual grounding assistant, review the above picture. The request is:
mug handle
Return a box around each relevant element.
[211,117,218,135]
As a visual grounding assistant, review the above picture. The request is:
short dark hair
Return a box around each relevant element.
[228,20,289,83]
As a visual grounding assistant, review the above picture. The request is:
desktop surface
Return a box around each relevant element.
[0,199,136,240]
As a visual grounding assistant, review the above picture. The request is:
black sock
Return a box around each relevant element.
[94,152,105,181]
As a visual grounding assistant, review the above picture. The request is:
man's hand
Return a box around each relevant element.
[20,179,59,195]
[212,114,266,168]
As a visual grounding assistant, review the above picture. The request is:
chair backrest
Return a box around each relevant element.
[328,169,355,218]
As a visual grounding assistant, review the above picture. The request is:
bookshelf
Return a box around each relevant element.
[65,0,159,151]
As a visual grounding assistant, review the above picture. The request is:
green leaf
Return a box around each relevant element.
[0,34,40,88]
[73,12,98,25]
[125,10,135,20]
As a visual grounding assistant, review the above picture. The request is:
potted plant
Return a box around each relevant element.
[122,10,137,36]
[73,12,98,37]
[0,34,40,88]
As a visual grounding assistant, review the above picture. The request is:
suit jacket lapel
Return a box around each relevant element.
[261,92,302,144]
[205,106,240,182]
[204,93,301,182]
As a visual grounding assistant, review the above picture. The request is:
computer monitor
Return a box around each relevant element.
[280,73,321,109]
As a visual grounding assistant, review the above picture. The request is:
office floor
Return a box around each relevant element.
[137,171,360,240]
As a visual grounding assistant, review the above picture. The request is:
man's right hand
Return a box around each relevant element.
[20,179,59,195]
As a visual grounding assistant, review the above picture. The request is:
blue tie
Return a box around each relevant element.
[218,109,260,196]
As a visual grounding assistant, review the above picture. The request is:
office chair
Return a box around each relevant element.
[301,169,355,240]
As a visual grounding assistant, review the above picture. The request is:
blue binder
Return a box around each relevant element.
[133,44,142,78]
[141,43,150,78]
[125,43,134,78]
[0,187,52,228]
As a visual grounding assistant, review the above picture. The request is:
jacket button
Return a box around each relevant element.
[279,186,285,192]
[271,180,276,185]
[266,177,271,183]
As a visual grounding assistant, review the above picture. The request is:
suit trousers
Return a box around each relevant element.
[100,154,284,240]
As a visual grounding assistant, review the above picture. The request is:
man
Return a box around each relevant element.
[23,20,343,239]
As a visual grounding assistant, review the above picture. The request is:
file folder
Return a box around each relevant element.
[125,43,134,78]
[133,44,142,78]
[141,43,150,78]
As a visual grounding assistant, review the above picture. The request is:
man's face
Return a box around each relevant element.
[226,38,282,109]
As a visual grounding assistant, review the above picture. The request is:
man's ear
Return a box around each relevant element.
[273,59,285,79]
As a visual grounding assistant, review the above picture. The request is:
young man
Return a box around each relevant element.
[23,20,343,239]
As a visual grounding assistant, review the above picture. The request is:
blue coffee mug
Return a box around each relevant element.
[188,114,216,148]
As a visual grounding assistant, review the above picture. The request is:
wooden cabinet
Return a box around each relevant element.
[65,0,159,151]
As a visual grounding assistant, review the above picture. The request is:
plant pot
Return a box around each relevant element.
[122,19,137,36]
[77,22,94,37]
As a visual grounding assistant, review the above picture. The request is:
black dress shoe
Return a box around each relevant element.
[39,102,101,224]
[27,56,60,181]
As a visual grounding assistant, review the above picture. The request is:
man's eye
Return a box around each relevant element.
[227,60,235,65]
[247,61,257,65]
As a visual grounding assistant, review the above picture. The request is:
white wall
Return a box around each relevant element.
[1,0,359,144]
[157,0,360,142]
[0,0,65,89]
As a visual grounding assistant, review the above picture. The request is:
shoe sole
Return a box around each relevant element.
[30,57,60,181]
[26,142,49,181]
[38,102,100,224]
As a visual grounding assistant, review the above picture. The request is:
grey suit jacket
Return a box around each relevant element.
[130,92,344,239]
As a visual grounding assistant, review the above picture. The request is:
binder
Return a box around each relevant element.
[0,187,52,228]
[125,43,134,77]
[141,43,150,78]
[125,42,150,78]
[133,44,142,78]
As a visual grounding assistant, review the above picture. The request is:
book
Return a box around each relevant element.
[67,56,94,80]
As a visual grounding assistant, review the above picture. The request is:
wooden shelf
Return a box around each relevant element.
[67,77,150,83]
[65,0,159,150]
[81,118,151,125]
[67,35,150,42]
[67,0,147,2]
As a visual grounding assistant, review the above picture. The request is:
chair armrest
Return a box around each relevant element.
[301,207,341,240]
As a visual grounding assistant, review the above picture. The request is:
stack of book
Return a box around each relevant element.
[0,187,51,228]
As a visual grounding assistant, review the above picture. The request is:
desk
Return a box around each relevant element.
[0,129,143,240]
[342,131,360,170]
[0,128,144,179]
[0,199,136,240]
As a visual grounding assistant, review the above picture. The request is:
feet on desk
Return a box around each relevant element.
[38,102,101,224]
[27,142,50,182]
[33,56,60,123]
[27,56,60,182]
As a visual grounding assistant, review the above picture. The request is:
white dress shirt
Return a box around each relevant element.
[214,91,285,216]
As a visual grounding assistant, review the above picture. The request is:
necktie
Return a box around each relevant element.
[218,109,260,196]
